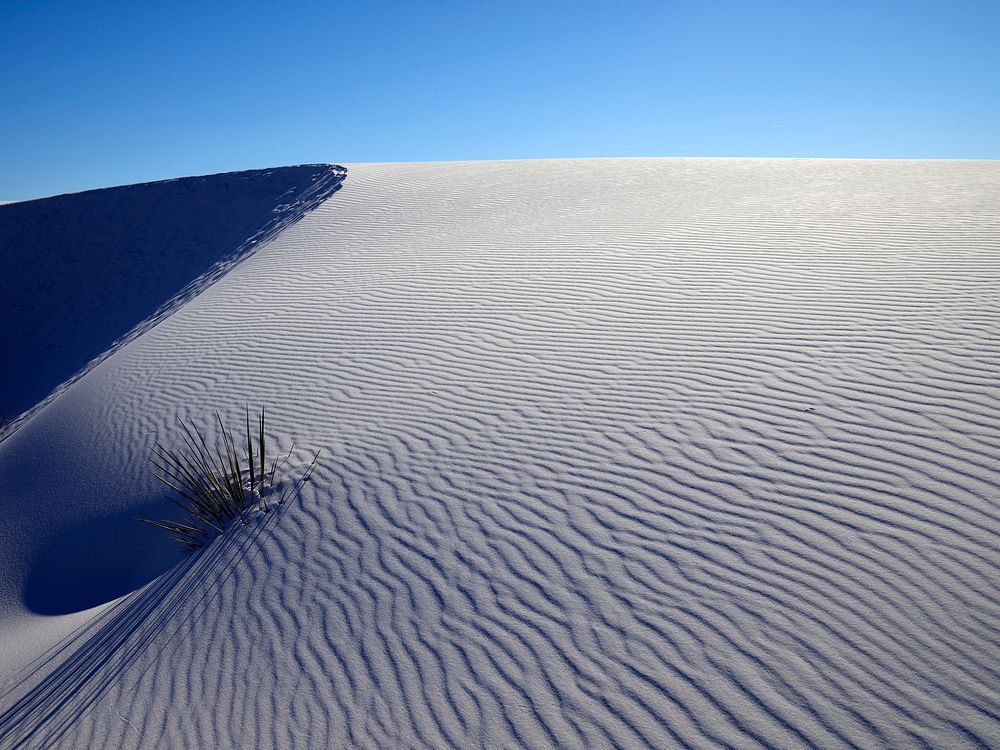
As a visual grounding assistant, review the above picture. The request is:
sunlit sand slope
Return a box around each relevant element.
[0,165,345,422]
[1,159,998,748]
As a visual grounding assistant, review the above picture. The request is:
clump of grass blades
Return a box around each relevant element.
[139,407,318,550]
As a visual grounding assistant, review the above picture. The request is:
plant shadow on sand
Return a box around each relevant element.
[0,488,299,749]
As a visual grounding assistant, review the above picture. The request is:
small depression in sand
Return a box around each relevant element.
[23,500,182,615]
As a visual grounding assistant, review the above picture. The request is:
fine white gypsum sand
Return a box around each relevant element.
[0,165,346,426]
[0,158,997,748]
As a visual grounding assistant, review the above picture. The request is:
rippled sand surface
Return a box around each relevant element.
[2,159,998,748]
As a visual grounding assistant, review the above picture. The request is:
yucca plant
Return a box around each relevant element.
[139,407,318,550]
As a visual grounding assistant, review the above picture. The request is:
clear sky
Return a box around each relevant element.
[2,0,998,199]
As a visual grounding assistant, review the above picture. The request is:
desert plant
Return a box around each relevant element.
[139,407,319,550]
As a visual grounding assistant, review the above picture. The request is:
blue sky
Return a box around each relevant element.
[2,0,998,199]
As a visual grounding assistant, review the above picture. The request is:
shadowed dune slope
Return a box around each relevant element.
[1,159,998,749]
[0,165,346,422]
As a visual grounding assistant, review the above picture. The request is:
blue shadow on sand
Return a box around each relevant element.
[23,500,183,616]
[0,164,346,425]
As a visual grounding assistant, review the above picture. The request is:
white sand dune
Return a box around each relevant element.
[1,158,998,748]
[0,165,345,425]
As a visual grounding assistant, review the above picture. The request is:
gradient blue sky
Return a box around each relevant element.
[2,0,998,199]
